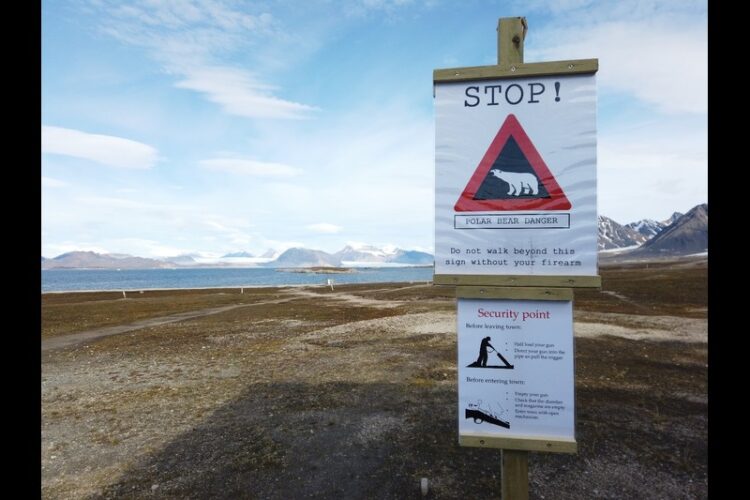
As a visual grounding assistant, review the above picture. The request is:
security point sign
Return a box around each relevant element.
[435,74,597,276]
[458,298,574,442]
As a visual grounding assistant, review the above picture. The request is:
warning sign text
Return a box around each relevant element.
[454,213,570,229]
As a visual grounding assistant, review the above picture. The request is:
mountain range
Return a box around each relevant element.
[630,204,707,256]
[41,251,174,270]
[42,204,707,269]
[598,204,707,257]
[598,211,684,250]
[41,244,434,270]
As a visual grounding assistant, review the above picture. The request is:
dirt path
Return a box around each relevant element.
[41,298,296,352]
[281,287,407,308]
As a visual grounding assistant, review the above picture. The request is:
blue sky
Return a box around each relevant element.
[42,0,707,258]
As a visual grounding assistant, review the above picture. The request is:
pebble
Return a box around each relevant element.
[420,477,429,496]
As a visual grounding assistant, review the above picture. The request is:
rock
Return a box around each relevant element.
[420,477,429,496]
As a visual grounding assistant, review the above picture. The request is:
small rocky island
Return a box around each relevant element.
[276,266,355,274]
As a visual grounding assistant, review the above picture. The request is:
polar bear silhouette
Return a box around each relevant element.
[490,169,539,196]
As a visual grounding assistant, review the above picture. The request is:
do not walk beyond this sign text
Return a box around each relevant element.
[434,73,598,279]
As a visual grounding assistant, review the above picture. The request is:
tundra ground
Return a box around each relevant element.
[42,258,707,499]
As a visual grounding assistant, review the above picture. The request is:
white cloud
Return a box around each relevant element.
[597,117,706,222]
[85,238,192,258]
[42,126,158,169]
[344,0,429,18]
[91,0,314,119]
[533,22,706,114]
[523,3,706,115]
[307,223,343,234]
[222,101,435,252]
[200,158,302,177]
[520,1,706,26]
[175,65,317,119]
[75,196,161,210]
[42,176,69,188]
[107,0,276,37]
[73,195,252,235]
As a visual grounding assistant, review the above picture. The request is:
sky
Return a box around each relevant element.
[42,0,707,259]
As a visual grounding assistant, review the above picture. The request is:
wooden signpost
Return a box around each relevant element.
[433,17,599,499]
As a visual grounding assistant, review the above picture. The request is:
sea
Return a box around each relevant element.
[41,267,435,293]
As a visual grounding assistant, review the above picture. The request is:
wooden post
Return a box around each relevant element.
[435,16,594,500]
[498,16,530,500]
[497,17,527,66]
[502,449,529,500]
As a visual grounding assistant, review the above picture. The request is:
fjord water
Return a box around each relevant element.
[42,267,434,292]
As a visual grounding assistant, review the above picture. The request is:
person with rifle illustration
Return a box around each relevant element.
[469,336,515,369]
[476,336,495,367]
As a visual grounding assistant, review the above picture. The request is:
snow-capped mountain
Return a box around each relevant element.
[271,248,342,268]
[387,249,434,265]
[268,245,434,268]
[598,205,706,253]
[633,204,707,256]
[221,251,254,258]
[163,254,198,265]
[597,204,707,258]
[625,219,664,241]
[332,244,433,266]
[598,216,643,250]
[333,243,403,265]
[42,251,171,269]
[260,249,279,259]
[335,244,395,263]
[662,212,684,226]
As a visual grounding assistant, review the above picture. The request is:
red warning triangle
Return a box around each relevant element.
[454,114,571,212]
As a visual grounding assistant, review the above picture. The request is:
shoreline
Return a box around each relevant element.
[41,280,434,295]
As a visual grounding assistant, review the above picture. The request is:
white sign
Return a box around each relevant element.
[435,74,597,277]
[458,298,575,443]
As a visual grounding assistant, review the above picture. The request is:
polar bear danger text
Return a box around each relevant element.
[454,213,570,229]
